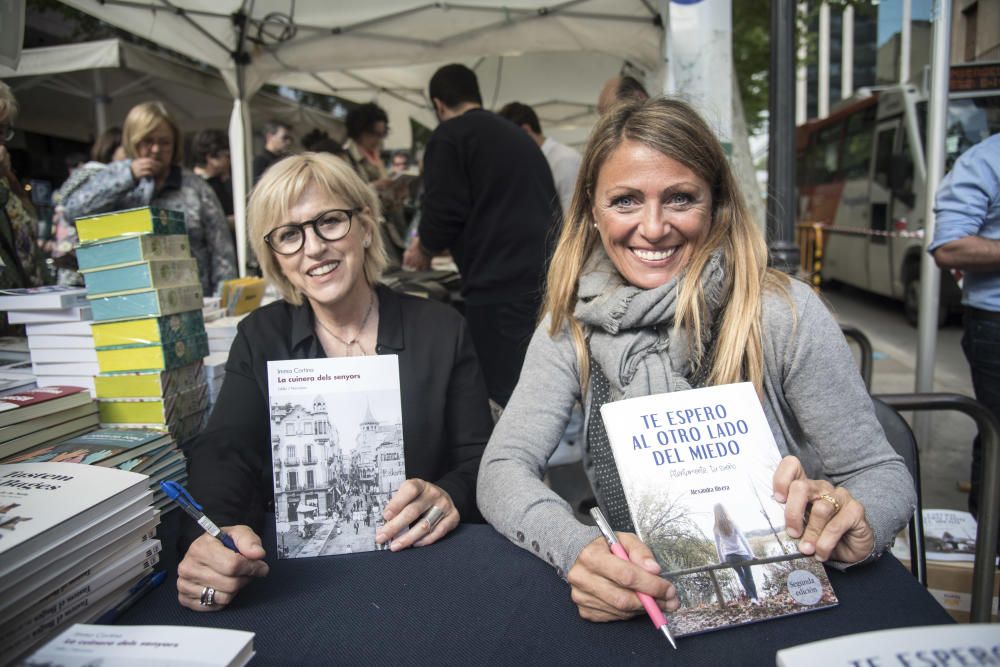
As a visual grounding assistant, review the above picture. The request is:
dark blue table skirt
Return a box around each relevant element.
[122,516,952,666]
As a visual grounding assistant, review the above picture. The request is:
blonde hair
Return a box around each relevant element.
[0,81,17,123]
[543,97,787,395]
[247,152,387,305]
[713,503,734,536]
[122,102,182,165]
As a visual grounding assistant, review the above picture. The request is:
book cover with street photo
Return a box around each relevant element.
[266,355,405,559]
[600,382,838,637]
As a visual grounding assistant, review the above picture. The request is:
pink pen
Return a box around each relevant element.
[590,507,677,649]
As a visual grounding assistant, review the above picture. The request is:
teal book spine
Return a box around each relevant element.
[84,259,199,296]
[89,284,204,322]
[77,235,191,271]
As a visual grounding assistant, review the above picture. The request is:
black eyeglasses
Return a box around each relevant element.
[264,208,355,255]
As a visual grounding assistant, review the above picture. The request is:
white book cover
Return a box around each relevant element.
[24,321,94,337]
[0,463,150,576]
[267,355,405,559]
[776,623,1000,667]
[600,382,837,637]
[18,624,255,667]
[7,306,92,325]
[0,287,87,311]
[27,335,96,350]
[892,509,980,562]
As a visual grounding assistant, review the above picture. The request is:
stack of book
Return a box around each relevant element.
[0,462,159,662]
[0,287,95,391]
[0,361,35,396]
[0,386,99,461]
[1,427,186,512]
[76,207,210,445]
[203,351,228,411]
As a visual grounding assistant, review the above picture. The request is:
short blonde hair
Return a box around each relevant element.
[122,102,182,165]
[247,152,387,305]
[0,81,17,123]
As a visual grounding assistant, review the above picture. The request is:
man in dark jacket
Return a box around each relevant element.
[403,64,560,407]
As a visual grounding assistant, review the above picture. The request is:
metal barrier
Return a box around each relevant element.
[796,222,826,289]
[875,393,1000,622]
[840,324,874,391]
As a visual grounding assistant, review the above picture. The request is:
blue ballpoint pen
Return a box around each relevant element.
[160,480,240,553]
[95,570,167,624]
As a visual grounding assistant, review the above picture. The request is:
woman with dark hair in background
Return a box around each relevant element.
[343,102,390,186]
[0,80,48,301]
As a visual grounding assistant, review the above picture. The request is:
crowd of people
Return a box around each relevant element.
[5,64,992,627]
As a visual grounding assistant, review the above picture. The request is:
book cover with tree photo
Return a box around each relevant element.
[266,356,405,559]
[601,382,837,637]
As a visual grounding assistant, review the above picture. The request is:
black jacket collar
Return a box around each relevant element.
[289,284,404,356]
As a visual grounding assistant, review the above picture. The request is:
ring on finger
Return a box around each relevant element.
[814,493,841,514]
[200,586,216,607]
[421,505,445,531]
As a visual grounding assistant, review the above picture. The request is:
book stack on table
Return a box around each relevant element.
[0,462,159,663]
[202,351,228,411]
[0,286,96,392]
[0,386,99,461]
[75,207,210,446]
[2,426,185,513]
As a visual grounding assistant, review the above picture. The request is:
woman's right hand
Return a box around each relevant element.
[566,533,679,622]
[130,157,160,181]
[176,525,270,612]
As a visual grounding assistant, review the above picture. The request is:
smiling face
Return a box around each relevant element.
[592,140,713,289]
[272,182,371,313]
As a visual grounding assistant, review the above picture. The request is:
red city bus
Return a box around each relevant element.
[796,61,1000,324]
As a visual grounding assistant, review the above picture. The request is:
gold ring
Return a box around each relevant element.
[815,493,841,514]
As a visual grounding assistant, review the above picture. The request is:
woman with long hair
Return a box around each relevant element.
[477,97,915,623]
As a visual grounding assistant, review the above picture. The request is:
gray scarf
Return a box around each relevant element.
[574,249,727,400]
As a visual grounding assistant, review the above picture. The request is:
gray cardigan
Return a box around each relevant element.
[477,279,916,578]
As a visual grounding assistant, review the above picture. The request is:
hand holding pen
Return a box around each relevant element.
[564,508,678,647]
[162,481,269,612]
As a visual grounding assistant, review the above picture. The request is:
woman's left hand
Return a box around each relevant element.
[773,456,875,564]
[375,478,459,551]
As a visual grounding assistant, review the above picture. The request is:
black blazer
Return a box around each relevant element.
[184,285,494,548]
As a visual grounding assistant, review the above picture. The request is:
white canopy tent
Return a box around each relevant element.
[0,38,345,144]
[57,0,668,276]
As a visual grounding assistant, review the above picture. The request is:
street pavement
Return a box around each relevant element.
[822,285,974,514]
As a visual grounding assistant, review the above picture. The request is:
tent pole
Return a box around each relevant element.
[914,0,951,437]
[93,70,108,136]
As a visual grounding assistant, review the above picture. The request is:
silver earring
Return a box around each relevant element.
[363,237,371,248]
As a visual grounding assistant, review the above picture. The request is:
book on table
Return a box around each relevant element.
[81,258,200,296]
[90,310,205,349]
[6,305,92,325]
[0,402,99,444]
[775,623,1000,667]
[2,428,173,468]
[19,624,255,667]
[88,284,204,323]
[0,414,100,461]
[892,508,989,563]
[0,462,151,578]
[93,361,205,399]
[0,537,162,657]
[74,206,186,243]
[0,517,159,624]
[0,386,92,428]
[75,233,191,271]
[600,382,838,637]
[267,355,405,559]
[0,286,88,311]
